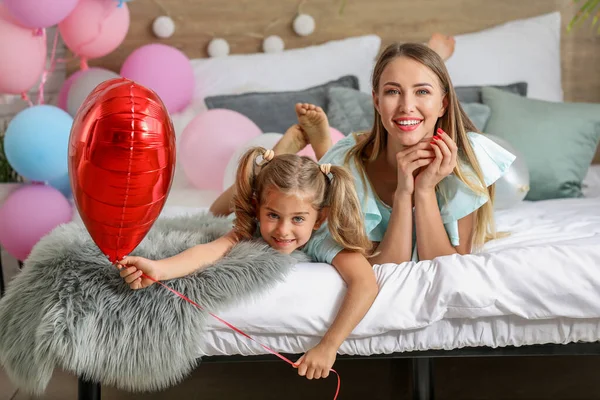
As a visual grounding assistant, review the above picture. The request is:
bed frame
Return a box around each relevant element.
[77,341,600,400]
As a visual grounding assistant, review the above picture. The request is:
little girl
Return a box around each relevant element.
[118,147,378,381]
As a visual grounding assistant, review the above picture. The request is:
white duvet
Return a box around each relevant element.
[202,196,600,335]
[161,166,600,355]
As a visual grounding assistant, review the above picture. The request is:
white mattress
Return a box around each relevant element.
[160,165,600,357]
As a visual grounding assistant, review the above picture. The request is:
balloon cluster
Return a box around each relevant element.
[0,0,196,261]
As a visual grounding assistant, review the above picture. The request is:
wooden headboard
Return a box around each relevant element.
[84,0,600,162]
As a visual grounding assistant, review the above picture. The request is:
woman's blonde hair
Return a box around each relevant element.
[346,42,496,249]
[232,147,372,257]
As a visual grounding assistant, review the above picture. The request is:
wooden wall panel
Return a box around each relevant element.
[84,0,600,102]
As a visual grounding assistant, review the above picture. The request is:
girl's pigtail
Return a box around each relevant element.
[323,164,372,257]
[232,147,272,240]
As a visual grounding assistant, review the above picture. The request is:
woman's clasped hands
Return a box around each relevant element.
[395,128,457,198]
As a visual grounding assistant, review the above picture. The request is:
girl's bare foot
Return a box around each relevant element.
[295,103,332,160]
[427,33,456,61]
[273,124,309,155]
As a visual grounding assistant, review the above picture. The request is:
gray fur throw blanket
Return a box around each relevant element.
[0,213,307,395]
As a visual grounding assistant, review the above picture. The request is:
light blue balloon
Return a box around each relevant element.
[4,105,73,182]
[48,173,73,199]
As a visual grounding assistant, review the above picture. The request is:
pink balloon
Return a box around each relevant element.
[120,44,194,113]
[0,5,46,94]
[57,69,86,111]
[180,109,262,190]
[4,0,78,29]
[59,0,130,60]
[0,184,73,261]
[298,127,346,160]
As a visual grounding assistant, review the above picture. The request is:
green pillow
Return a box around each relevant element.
[481,86,600,200]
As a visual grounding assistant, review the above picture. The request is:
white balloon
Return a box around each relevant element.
[262,35,285,53]
[67,69,120,116]
[152,16,175,39]
[485,134,530,210]
[222,133,283,191]
[207,38,230,57]
[293,14,315,36]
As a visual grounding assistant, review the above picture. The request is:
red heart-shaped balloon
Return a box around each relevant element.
[68,78,176,264]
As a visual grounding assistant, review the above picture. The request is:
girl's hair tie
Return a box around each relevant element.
[257,149,275,166]
[320,163,332,175]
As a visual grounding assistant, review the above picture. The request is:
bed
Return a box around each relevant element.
[180,165,600,350]
[74,166,600,400]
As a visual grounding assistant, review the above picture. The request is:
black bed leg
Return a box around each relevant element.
[78,377,101,400]
[412,358,434,400]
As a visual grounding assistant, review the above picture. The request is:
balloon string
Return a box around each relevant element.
[20,92,33,107]
[37,28,60,105]
[139,271,340,399]
[75,0,117,71]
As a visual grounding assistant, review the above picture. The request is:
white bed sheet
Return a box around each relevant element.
[159,166,600,356]
[198,317,600,357]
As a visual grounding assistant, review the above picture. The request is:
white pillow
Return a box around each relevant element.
[191,35,382,101]
[445,12,562,102]
[167,35,381,196]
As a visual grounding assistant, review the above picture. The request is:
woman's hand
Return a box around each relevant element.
[415,128,457,192]
[117,256,163,290]
[395,140,436,197]
[294,342,338,380]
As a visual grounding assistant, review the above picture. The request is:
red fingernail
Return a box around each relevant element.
[433,136,440,140]
[430,141,436,145]
[436,128,444,135]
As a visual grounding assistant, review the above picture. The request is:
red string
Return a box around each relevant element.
[140,271,340,399]
[37,28,58,105]
[20,92,33,107]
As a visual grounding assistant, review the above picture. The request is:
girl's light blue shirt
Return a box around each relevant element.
[303,132,516,264]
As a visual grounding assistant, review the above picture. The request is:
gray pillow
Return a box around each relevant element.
[204,75,359,133]
[327,87,492,135]
[326,87,374,135]
[455,82,528,104]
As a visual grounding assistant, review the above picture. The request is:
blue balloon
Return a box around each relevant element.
[3,105,73,182]
[48,173,73,199]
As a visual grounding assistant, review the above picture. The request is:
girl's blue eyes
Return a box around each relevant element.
[266,213,304,223]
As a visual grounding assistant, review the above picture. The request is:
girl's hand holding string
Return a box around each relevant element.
[294,342,338,380]
[117,256,163,290]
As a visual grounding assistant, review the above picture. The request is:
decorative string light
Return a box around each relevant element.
[207,38,230,57]
[147,0,321,57]
[152,16,175,38]
[263,35,285,53]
